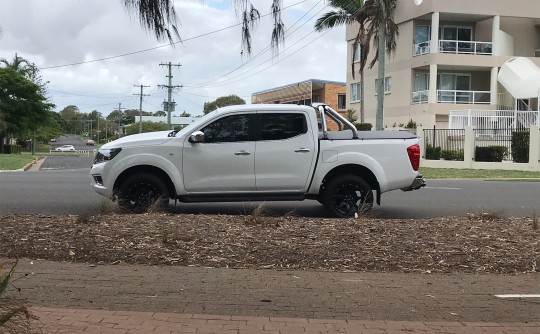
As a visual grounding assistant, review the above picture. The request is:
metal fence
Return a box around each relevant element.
[423,128,465,161]
[473,129,529,162]
[423,128,531,162]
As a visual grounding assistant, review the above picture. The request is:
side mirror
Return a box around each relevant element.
[189,131,205,143]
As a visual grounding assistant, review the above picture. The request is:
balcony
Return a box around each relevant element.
[437,90,490,104]
[438,40,493,55]
[413,40,493,56]
[412,90,491,105]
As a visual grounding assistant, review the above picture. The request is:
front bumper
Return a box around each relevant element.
[401,174,426,192]
[90,163,113,198]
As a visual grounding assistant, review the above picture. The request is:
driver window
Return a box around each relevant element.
[201,114,253,143]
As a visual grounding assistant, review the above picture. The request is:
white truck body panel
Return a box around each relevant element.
[90,104,424,215]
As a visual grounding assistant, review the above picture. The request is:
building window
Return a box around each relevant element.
[374,77,391,95]
[353,43,361,63]
[415,25,431,44]
[337,94,346,109]
[350,83,361,102]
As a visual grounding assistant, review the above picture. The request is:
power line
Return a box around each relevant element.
[183,0,326,89]
[37,0,309,70]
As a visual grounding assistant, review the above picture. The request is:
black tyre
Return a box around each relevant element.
[117,173,170,213]
[322,174,374,218]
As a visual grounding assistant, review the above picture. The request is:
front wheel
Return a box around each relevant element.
[117,173,170,213]
[322,175,374,218]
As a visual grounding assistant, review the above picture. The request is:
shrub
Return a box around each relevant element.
[0,145,22,154]
[405,119,417,129]
[475,146,508,162]
[511,131,529,163]
[441,149,464,161]
[425,145,441,160]
[354,123,372,131]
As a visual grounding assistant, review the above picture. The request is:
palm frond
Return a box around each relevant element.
[122,0,180,44]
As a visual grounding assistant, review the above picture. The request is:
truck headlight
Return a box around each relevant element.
[94,148,122,164]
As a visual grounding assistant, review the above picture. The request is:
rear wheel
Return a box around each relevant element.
[117,173,170,213]
[322,175,374,218]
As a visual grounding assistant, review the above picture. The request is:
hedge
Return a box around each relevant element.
[425,145,441,160]
[511,131,529,163]
[441,149,464,161]
[354,122,373,131]
[475,145,508,162]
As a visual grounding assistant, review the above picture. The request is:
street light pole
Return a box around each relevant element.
[375,0,386,131]
[375,0,423,131]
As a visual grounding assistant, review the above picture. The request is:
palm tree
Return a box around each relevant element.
[0,53,32,77]
[315,0,398,127]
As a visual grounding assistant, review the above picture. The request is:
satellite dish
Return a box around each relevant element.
[414,0,423,5]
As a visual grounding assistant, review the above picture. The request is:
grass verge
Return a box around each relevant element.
[0,155,37,171]
[420,168,540,180]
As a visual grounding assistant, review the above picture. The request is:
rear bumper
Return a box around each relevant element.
[401,174,426,192]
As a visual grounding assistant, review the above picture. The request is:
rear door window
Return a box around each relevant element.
[260,113,307,141]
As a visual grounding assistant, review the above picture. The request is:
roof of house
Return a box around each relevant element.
[252,79,346,96]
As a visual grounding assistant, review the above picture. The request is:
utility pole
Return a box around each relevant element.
[134,84,150,133]
[115,103,126,138]
[158,62,182,129]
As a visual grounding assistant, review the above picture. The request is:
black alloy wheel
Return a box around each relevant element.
[323,175,374,218]
[117,173,170,213]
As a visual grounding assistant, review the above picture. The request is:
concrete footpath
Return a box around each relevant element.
[6,260,540,333]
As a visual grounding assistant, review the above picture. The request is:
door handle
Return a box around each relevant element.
[294,148,311,153]
[234,150,251,156]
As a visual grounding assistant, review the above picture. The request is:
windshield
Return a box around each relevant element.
[171,111,217,137]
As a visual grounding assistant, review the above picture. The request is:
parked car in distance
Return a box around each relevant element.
[54,145,76,152]
[86,140,95,146]
[50,138,56,142]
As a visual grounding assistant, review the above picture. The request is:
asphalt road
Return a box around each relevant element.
[0,154,538,218]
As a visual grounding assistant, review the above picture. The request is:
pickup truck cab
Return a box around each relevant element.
[90,103,425,217]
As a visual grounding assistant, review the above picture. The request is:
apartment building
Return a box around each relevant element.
[346,0,540,129]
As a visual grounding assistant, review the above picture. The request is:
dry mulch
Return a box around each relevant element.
[0,213,539,274]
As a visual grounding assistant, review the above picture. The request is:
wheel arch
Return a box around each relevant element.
[320,164,381,205]
[114,165,176,198]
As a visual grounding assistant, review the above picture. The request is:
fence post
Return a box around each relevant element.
[417,126,425,157]
[464,126,475,168]
[529,125,540,165]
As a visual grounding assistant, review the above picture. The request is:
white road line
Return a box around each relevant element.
[495,294,540,298]
[424,187,461,190]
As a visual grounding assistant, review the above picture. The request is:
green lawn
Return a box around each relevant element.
[0,154,37,170]
[420,167,540,180]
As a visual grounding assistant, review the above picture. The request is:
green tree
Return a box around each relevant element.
[0,68,53,152]
[154,111,167,116]
[179,111,191,117]
[125,121,169,135]
[203,95,245,114]
[315,0,398,127]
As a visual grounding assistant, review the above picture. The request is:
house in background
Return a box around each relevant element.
[251,78,346,114]
[346,0,540,129]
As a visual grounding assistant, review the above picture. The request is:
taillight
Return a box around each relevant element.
[407,144,420,171]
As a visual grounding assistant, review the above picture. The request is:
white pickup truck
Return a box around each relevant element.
[90,103,425,217]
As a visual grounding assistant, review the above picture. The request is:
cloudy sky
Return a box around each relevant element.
[0,0,346,117]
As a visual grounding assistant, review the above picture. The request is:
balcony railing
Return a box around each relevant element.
[411,90,429,104]
[449,109,540,132]
[438,40,493,55]
[437,90,490,104]
[413,41,431,56]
